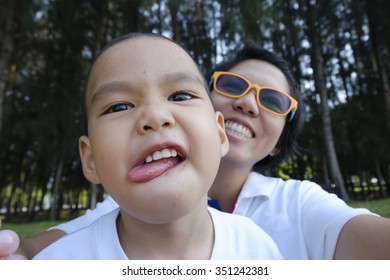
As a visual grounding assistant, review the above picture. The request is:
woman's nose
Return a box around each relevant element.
[232,89,260,117]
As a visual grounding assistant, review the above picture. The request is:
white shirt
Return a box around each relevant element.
[36,207,282,260]
[233,172,375,259]
[52,172,375,259]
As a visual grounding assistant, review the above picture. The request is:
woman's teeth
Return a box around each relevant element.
[145,148,178,163]
[225,121,254,139]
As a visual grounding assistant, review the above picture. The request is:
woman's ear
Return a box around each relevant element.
[269,146,280,156]
[79,135,101,184]
[215,111,229,157]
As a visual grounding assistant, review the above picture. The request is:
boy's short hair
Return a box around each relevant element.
[206,42,305,171]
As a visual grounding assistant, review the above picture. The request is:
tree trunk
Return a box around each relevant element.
[0,1,14,138]
[366,0,390,133]
[168,0,180,42]
[374,159,387,199]
[90,182,98,210]
[305,0,350,201]
[322,156,330,188]
[49,160,63,221]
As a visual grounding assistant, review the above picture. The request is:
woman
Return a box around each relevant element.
[2,42,390,260]
[205,43,390,259]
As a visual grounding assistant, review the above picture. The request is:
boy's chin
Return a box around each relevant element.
[126,197,207,225]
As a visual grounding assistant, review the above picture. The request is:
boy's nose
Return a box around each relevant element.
[143,121,171,131]
[137,105,175,133]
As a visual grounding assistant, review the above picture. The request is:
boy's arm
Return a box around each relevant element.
[334,215,390,259]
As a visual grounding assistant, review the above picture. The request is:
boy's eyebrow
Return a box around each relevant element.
[90,81,134,105]
[90,71,204,105]
[163,71,205,87]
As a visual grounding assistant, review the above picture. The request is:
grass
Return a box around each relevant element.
[1,209,84,238]
[1,220,61,238]
[1,198,390,239]
[347,197,390,218]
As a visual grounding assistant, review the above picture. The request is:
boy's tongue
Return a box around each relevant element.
[127,157,180,182]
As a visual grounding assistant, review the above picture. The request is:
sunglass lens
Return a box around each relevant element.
[259,89,291,114]
[216,74,248,96]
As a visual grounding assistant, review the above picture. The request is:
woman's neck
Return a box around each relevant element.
[208,161,252,212]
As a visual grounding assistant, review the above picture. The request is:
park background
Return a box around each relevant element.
[1,0,390,234]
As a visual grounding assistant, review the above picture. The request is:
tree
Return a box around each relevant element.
[305,0,350,201]
[1,0,390,221]
[366,0,390,133]
[0,0,20,138]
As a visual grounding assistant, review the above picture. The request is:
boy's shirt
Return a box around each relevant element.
[35,207,282,260]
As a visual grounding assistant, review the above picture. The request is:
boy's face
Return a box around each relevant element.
[79,36,228,224]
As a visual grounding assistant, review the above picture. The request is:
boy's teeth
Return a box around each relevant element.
[145,148,178,163]
[225,121,253,139]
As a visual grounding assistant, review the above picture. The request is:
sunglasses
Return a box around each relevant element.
[211,71,298,121]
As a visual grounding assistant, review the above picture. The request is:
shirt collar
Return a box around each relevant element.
[237,171,276,201]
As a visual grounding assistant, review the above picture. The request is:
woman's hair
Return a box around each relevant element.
[206,42,305,171]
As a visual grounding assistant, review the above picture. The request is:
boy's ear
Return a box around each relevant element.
[215,111,229,157]
[79,135,101,184]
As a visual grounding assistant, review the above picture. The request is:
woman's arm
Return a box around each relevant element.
[18,229,66,259]
[334,215,390,259]
[0,228,65,260]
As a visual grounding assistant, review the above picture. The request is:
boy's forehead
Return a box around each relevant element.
[85,36,207,109]
[95,37,199,75]
[87,37,204,93]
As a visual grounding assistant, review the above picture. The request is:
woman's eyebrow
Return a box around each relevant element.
[90,81,134,105]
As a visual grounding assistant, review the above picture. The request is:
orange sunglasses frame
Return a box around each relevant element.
[211,71,298,120]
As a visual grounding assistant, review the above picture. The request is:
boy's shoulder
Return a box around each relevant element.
[208,207,283,259]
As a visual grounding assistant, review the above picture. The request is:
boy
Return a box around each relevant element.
[32,33,282,259]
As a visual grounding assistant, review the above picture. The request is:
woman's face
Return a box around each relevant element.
[210,59,290,168]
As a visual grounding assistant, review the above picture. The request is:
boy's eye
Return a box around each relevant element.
[104,103,134,114]
[169,91,197,102]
